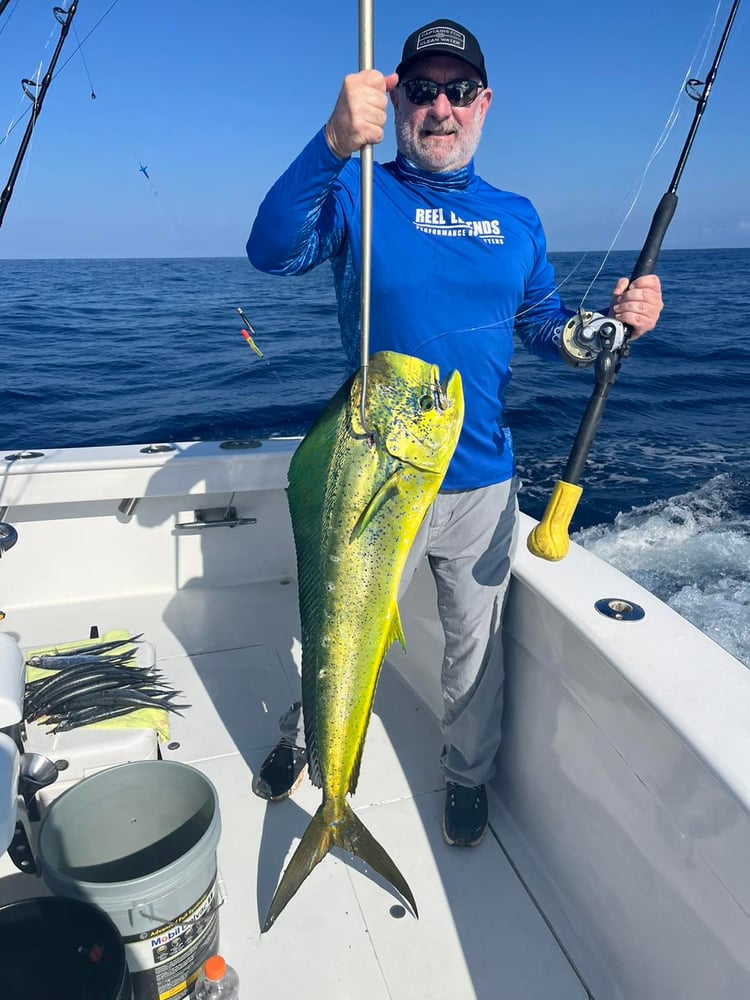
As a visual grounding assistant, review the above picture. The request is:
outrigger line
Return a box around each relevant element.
[0,2,79,229]
[527,0,743,562]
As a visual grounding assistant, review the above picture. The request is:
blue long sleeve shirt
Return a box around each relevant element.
[247,127,574,491]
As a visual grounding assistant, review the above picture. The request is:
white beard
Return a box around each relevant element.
[395,107,484,173]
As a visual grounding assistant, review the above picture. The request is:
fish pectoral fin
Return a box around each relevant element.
[350,468,404,541]
[388,604,406,653]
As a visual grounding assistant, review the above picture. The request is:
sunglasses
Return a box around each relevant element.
[400,78,484,108]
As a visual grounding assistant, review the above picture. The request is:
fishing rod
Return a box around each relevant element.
[527,0,742,561]
[0,1,79,230]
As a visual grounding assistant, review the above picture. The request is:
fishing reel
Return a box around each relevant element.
[559,310,628,369]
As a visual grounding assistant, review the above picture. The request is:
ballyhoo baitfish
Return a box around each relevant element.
[263,351,464,931]
[25,633,143,669]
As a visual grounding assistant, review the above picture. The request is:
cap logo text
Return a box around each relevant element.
[416,26,466,53]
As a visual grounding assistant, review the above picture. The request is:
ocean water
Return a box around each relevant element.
[1,249,748,666]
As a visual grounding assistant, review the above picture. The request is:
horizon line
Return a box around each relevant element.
[1,246,749,263]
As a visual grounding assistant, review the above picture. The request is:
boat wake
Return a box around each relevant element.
[573,473,750,667]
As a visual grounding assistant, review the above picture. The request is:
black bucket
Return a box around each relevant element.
[0,896,132,999]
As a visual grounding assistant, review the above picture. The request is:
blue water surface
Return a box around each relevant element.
[2,249,749,664]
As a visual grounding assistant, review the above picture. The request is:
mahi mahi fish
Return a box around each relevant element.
[263,351,464,931]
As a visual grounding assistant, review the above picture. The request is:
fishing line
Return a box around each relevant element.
[130,148,199,255]
[2,60,40,150]
[1,0,120,145]
[0,3,85,228]
[577,0,727,310]
[0,0,19,36]
[413,0,737,350]
[236,306,284,386]
[1,60,43,196]
[52,0,122,77]
[71,21,96,99]
[527,0,743,562]
[470,0,731,329]
[576,104,683,310]
[0,16,56,148]
[408,114,690,349]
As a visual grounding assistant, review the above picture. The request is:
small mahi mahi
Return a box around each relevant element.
[263,350,463,931]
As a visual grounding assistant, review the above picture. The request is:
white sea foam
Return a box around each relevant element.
[574,475,750,666]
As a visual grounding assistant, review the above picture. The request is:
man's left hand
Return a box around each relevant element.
[609,274,663,340]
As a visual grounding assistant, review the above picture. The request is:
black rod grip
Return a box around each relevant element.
[630,191,678,281]
[562,387,611,485]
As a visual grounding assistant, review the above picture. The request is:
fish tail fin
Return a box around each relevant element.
[262,800,418,932]
[334,802,418,920]
[263,801,333,932]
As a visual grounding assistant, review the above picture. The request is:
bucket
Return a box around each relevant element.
[37,761,222,1000]
[0,896,132,999]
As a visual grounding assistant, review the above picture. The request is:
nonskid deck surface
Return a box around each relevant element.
[2,583,586,999]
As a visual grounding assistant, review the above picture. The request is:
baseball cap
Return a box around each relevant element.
[396,19,487,87]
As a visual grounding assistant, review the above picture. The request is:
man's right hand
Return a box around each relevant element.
[324,69,399,159]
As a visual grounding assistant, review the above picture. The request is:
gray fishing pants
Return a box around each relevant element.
[278,476,519,788]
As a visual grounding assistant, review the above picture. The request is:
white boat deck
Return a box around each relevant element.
[2,581,588,1000]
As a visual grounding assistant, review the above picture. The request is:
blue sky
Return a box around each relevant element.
[0,0,747,258]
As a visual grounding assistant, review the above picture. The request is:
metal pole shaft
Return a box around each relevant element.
[358,0,373,434]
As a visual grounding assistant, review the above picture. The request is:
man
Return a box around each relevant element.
[247,19,663,846]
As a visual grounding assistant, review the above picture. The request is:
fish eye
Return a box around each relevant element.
[419,394,435,411]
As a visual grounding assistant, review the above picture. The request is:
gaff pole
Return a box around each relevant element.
[0,2,80,230]
[527,0,743,561]
[357,0,375,435]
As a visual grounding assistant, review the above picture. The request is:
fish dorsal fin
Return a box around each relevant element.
[350,468,403,542]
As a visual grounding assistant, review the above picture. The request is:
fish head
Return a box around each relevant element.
[351,352,464,474]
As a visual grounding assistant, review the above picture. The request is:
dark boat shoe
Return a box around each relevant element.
[253,739,308,801]
[442,781,488,847]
